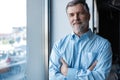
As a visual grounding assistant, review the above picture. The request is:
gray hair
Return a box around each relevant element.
[66,0,90,13]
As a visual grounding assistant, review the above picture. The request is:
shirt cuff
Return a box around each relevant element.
[66,68,91,80]
[86,69,91,75]
[66,68,77,80]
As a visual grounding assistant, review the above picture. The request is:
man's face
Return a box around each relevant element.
[67,4,90,35]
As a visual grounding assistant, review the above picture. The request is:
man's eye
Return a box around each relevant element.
[78,12,85,15]
[69,13,74,17]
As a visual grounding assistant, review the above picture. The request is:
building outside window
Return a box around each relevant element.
[0,0,27,80]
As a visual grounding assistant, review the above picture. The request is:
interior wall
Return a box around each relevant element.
[51,0,72,47]
[27,0,46,80]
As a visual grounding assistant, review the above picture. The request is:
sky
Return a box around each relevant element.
[0,0,26,34]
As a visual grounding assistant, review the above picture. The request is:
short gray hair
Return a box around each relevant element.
[66,0,90,13]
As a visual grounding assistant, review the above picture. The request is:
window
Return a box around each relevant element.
[0,0,27,79]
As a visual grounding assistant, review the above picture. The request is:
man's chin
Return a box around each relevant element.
[74,24,81,27]
[73,28,81,34]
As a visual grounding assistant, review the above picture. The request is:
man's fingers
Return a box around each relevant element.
[60,58,68,76]
[60,58,68,66]
[89,60,98,71]
[92,60,98,67]
[60,58,66,64]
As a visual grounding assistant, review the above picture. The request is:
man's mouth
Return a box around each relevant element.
[73,22,82,25]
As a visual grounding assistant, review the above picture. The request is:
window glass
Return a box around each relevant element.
[0,0,27,80]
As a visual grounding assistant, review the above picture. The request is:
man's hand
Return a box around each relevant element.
[60,58,68,76]
[60,58,97,76]
[89,60,98,71]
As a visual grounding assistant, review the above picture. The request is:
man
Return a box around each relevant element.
[49,0,112,80]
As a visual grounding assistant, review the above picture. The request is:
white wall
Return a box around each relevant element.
[27,0,46,80]
[51,0,72,46]
[51,0,93,47]
[86,0,93,30]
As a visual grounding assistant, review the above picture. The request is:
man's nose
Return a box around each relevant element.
[74,14,79,20]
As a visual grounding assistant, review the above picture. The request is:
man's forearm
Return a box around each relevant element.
[89,60,98,71]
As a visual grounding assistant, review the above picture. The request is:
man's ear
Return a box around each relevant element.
[88,13,90,20]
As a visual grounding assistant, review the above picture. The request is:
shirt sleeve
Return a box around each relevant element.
[49,44,66,80]
[66,41,112,80]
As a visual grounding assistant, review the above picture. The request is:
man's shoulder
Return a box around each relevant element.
[94,34,111,44]
[54,34,71,46]
[57,34,71,43]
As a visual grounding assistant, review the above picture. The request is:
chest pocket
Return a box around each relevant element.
[81,51,98,69]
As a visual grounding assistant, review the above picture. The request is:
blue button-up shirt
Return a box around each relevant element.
[49,29,112,80]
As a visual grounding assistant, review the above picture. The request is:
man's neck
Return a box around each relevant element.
[75,29,89,37]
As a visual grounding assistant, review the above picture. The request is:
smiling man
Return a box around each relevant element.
[49,0,112,80]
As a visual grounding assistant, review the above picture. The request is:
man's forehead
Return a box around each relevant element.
[67,4,85,13]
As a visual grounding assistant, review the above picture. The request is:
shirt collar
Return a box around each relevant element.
[71,29,93,40]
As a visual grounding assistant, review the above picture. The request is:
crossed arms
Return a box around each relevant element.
[49,42,112,80]
[60,58,98,76]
